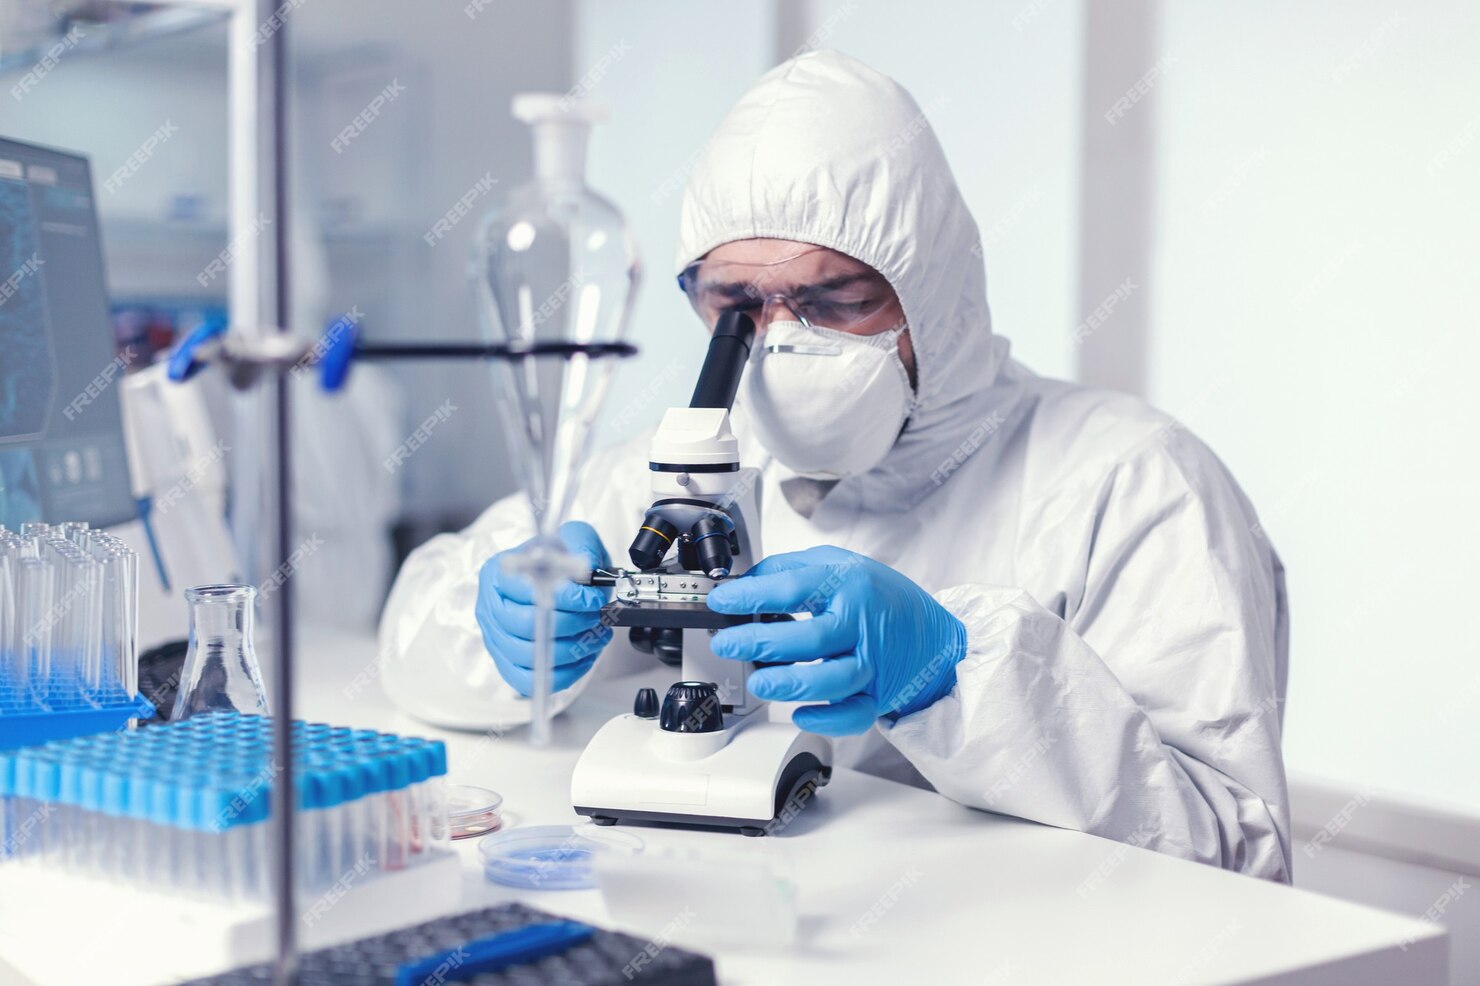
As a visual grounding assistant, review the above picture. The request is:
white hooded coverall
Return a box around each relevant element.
[379,51,1292,882]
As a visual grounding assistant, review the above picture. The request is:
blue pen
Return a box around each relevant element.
[393,920,595,986]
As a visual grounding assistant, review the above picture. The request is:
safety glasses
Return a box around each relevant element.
[677,248,899,334]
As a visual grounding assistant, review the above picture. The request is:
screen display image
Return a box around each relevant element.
[0,137,135,530]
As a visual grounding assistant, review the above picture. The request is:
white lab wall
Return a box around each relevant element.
[575,0,780,450]
[1148,1,1480,813]
[811,0,1084,381]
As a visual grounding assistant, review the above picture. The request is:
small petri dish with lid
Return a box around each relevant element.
[446,785,504,840]
[478,824,643,890]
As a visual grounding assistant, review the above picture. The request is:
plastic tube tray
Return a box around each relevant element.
[0,672,153,751]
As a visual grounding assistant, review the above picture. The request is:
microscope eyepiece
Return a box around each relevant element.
[628,513,679,571]
[689,311,756,411]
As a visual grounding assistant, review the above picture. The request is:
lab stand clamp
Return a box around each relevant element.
[569,311,834,836]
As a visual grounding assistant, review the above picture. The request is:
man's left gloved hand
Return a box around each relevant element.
[706,545,967,736]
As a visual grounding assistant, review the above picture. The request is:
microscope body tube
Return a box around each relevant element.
[688,312,757,411]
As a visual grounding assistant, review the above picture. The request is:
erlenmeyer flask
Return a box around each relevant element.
[471,94,639,744]
[172,584,269,719]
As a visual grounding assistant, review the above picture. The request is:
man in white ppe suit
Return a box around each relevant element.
[379,50,1291,882]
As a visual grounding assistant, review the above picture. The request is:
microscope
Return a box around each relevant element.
[570,312,833,835]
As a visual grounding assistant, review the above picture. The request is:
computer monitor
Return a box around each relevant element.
[0,136,136,529]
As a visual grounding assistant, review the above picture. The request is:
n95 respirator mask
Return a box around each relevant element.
[742,320,914,481]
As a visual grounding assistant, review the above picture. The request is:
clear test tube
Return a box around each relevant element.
[17,555,54,707]
[75,552,104,703]
[81,767,107,877]
[351,760,381,875]
[404,783,426,866]
[179,774,206,898]
[38,541,73,694]
[386,785,412,870]
[426,773,450,854]
[91,547,127,696]
[101,768,130,884]
[304,770,337,893]
[125,768,149,887]
[221,821,248,902]
[8,797,34,864]
[60,544,95,700]
[118,547,139,697]
[92,549,119,695]
[139,773,167,891]
[50,544,87,698]
[0,795,12,861]
[5,537,29,684]
[290,789,310,895]
[342,779,366,878]
[59,760,85,873]
[1,547,17,694]
[18,523,49,538]
[203,825,230,900]
[314,803,336,894]
[403,745,441,865]
[412,740,450,855]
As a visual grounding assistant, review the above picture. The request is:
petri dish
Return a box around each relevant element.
[478,824,644,891]
[447,784,504,840]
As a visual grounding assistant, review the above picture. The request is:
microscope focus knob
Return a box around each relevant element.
[633,687,660,719]
[659,681,724,733]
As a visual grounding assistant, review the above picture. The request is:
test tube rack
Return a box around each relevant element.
[0,711,461,985]
[0,674,154,751]
[0,524,149,750]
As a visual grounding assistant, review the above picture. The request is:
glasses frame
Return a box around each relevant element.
[676,251,899,335]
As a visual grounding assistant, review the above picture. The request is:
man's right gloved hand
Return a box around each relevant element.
[475,520,612,696]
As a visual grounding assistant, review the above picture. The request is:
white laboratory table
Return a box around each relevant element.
[285,626,1446,986]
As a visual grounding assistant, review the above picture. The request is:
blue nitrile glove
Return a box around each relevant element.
[707,545,967,736]
[475,521,612,697]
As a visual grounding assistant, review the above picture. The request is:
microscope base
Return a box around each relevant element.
[571,714,832,836]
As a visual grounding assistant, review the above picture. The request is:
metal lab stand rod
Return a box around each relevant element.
[129,0,293,979]
[266,6,296,984]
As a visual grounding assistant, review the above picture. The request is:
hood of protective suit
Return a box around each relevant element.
[676,49,1018,510]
